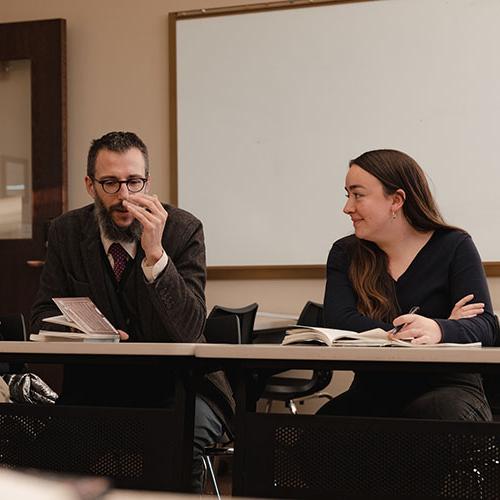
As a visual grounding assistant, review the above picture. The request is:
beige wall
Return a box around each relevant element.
[208,278,500,319]
[2,0,499,319]
[1,0,267,210]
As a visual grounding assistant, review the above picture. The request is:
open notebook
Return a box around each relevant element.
[282,326,481,348]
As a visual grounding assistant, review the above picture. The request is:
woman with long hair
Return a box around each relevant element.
[317,149,496,420]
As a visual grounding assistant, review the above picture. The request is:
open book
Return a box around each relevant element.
[282,326,481,348]
[30,297,120,343]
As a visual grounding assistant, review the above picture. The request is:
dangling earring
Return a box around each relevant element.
[392,211,396,220]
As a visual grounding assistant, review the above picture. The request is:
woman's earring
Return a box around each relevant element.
[392,211,396,220]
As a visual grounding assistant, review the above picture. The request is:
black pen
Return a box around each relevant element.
[389,306,420,335]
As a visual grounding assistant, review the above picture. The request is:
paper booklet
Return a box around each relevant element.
[29,297,120,343]
[282,326,481,348]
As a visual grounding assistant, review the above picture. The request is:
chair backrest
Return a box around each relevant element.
[204,311,251,414]
[297,301,324,327]
[0,314,27,341]
[208,303,258,344]
[0,314,27,374]
[203,314,241,344]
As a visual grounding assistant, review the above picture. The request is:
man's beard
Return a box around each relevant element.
[94,195,143,243]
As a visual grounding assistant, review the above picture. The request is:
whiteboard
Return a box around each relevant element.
[174,0,500,268]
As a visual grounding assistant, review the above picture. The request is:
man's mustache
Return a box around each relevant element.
[109,202,128,213]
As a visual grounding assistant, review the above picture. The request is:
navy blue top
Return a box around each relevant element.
[324,229,496,346]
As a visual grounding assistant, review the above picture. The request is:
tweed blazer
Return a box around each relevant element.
[30,203,235,430]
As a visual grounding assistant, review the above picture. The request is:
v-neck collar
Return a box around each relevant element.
[391,230,437,283]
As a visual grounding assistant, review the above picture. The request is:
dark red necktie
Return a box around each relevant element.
[109,243,128,281]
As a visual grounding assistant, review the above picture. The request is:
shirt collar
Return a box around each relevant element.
[100,230,137,259]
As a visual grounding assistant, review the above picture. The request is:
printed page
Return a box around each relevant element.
[42,315,78,329]
[283,326,388,346]
[52,297,118,335]
[286,326,387,341]
[283,326,481,347]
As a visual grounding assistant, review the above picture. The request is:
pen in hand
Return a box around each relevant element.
[389,306,420,336]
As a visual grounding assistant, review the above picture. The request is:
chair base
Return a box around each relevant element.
[264,392,333,415]
[201,444,234,499]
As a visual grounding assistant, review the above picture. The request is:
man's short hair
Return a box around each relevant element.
[87,131,149,177]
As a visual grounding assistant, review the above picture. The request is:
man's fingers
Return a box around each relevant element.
[126,194,164,214]
[123,201,163,229]
[125,201,156,220]
[124,197,167,226]
[124,198,154,214]
[117,329,129,341]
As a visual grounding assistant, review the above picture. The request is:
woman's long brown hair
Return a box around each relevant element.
[348,149,460,322]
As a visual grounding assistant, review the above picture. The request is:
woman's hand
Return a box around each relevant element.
[390,313,442,345]
[449,294,484,320]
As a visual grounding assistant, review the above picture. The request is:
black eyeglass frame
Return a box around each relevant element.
[91,177,148,194]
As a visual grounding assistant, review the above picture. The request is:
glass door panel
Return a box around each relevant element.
[0,59,31,239]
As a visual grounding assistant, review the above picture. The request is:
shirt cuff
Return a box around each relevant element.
[142,250,168,283]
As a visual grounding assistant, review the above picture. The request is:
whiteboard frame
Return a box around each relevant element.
[168,0,500,279]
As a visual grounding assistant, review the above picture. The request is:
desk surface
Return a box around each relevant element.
[2,341,500,363]
[0,341,197,356]
[195,343,500,364]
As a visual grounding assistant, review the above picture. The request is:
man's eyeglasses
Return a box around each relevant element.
[92,177,147,194]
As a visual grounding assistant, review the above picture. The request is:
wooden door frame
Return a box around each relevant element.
[0,19,66,317]
[0,19,67,251]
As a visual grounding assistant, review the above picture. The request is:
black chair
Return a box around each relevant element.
[208,303,264,410]
[0,314,27,374]
[0,314,27,341]
[203,314,242,345]
[259,301,333,414]
[208,303,258,344]
[201,305,258,499]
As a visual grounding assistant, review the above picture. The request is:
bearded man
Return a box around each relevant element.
[30,131,233,492]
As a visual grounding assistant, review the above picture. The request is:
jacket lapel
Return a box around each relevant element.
[133,246,155,341]
[80,218,116,323]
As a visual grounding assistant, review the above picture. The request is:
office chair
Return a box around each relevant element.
[259,301,333,414]
[0,314,27,341]
[203,314,242,345]
[208,303,258,344]
[208,303,264,409]
[201,305,259,499]
[0,314,27,374]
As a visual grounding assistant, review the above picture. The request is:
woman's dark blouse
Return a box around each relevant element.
[324,229,496,346]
